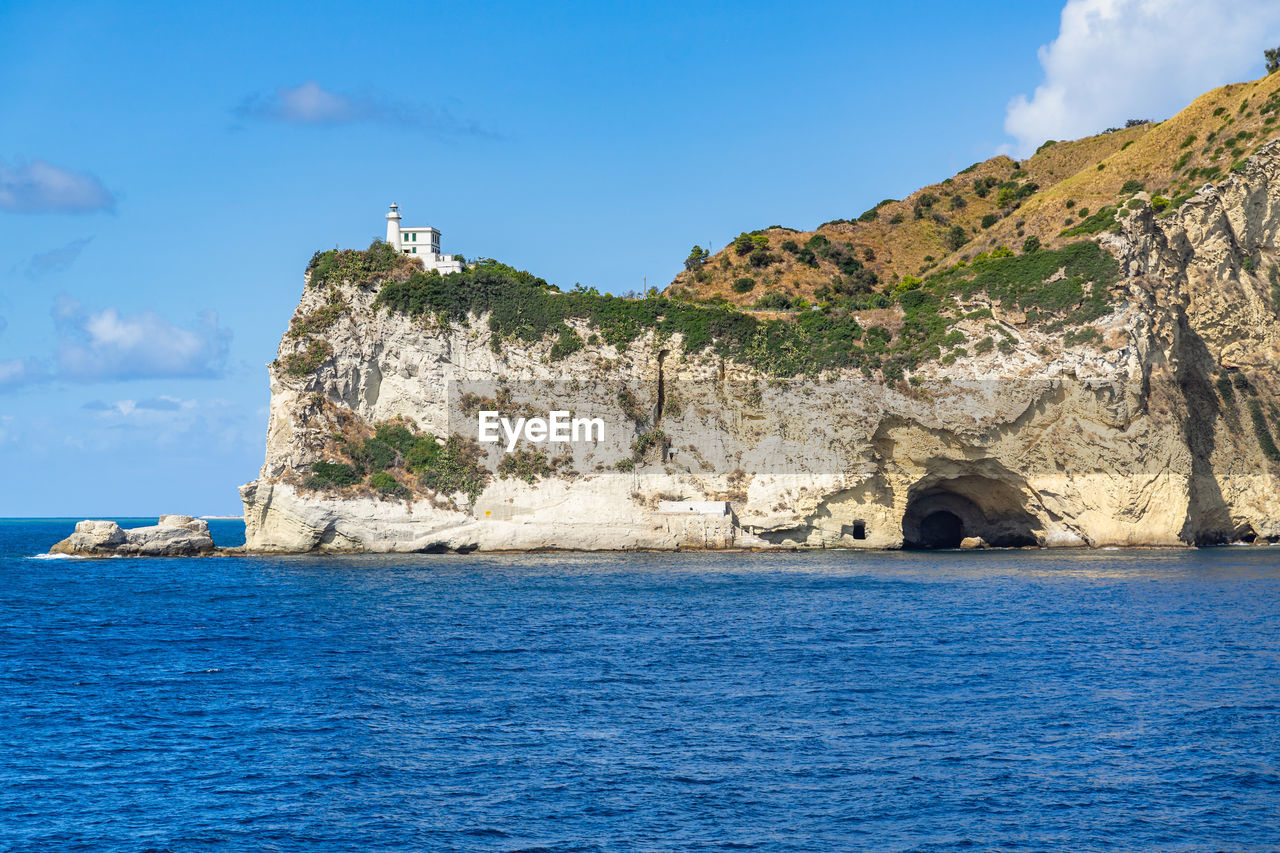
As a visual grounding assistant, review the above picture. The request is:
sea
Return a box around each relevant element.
[1,518,1278,852]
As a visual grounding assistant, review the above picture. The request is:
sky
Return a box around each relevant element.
[2,0,1279,516]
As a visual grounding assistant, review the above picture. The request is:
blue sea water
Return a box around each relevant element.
[1,519,1278,852]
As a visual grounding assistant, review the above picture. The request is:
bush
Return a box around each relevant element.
[282,338,333,377]
[288,290,346,338]
[753,293,795,311]
[980,213,999,229]
[1150,195,1171,213]
[306,461,360,490]
[944,225,969,252]
[307,240,412,289]
[748,248,778,268]
[732,277,757,293]
[370,471,411,499]
[1120,179,1145,195]
[972,176,998,198]
[416,436,488,501]
[733,233,769,255]
[1060,206,1117,237]
[1022,236,1041,254]
[497,448,557,483]
[549,325,584,360]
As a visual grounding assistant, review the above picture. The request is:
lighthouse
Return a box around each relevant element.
[383,203,463,274]
[385,202,403,248]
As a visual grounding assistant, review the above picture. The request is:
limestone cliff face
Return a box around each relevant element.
[240,146,1280,552]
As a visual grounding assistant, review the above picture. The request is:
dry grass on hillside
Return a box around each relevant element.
[669,72,1280,307]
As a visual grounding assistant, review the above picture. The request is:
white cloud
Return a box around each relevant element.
[242,81,357,124]
[55,302,232,381]
[1004,0,1280,156]
[234,81,497,138]
[0,159,115,213]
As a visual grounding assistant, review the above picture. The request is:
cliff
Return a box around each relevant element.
[240,87,1280,553]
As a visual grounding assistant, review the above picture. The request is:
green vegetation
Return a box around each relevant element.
[288,289,346,338]
[498,448,567,483]
[370,471,411,499]
[733,277,757,293]
[306,461,360,490]
[944,225,969,252]
[282,338,333,377]
[1151,195,1171,213]
[1270,265,1280,314]
[980,213,998,229]
[369,241,1115,380]
[308,240,407,289]
[925,241,1117,329]
[334,422,489,501]
[1266,46,1280,75]
[1060,206,1117,237]
[733,232,769,255]
[684,246,710,271]
[1022,235,1041,254]
[1120,179,1145,195]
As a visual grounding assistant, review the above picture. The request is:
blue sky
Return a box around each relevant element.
[2,0,1278,516]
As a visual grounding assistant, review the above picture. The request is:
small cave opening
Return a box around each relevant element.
[902,474,1041,550]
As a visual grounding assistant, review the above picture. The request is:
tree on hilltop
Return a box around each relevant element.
[1267,47,1280,74]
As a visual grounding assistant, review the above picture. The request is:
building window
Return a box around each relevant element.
[411,247,417,253]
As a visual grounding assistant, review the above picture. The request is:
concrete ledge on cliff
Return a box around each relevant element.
[49,515,216,557]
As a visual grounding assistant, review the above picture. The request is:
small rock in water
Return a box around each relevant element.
[959,536,987,550]
[50,515,215,557]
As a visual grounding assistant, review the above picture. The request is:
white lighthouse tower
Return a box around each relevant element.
[386,202,403,248]
[383,202,463,275]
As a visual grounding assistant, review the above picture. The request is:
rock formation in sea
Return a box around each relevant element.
[50,516,216,557]
[240,77,1280,552]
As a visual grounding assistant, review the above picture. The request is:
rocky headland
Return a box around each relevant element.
[239,76,1280,553]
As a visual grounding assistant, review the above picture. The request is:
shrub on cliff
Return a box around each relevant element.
[282,338,333,377]
[369,471,411,499]
[306,461,360,490]
[1059,206,1117,237]
[416,436,488,501]
[307,239,409,289]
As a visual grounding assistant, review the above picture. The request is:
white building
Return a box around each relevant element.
[385,203,464,274]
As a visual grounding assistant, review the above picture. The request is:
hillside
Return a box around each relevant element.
[669,73,1280,309]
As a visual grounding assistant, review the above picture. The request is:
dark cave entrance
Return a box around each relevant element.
[918,510,965,549]
[902,474,1041,550]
